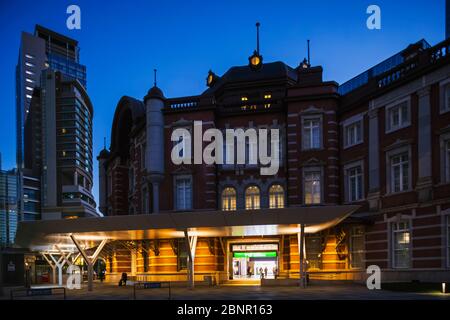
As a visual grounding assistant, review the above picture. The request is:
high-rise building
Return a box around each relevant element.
[0,169,18,246]
[16,25,96,221]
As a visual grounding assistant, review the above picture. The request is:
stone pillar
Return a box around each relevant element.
[416,87,433,201]
[367,106,380,211]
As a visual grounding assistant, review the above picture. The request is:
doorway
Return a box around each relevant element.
[230,243,279,280]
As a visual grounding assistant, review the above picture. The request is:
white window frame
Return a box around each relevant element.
[303,167,322,205]
[344,160,364,202]
[386,145,412,194]
[439,79,450,114]
[302,115,322,150]
[245,185,261,210]
[269,184,285,209]
[174,175,193,211]
[385,98,411,133]
[342,114,364,149]
[391,220,411,269]
[221,187,237,211]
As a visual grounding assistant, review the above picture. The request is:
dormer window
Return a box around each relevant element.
[241,96,248,110]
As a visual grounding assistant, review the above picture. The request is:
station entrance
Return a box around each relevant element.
[230,243,279,280]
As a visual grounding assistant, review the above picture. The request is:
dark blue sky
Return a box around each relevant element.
[0,0,445,209]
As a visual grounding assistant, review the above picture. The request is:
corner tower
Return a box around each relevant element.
[144,74,165,213]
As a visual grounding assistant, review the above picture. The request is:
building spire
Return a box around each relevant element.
[103,137,106,150]
[307,39,311,66]
[154,69,157,87]
[256,22,261,54]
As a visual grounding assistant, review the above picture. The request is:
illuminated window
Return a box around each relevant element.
[264,104,271,109]
[241,96,248,110]
[221,187,236,211]
[26,78,34,83]
[392,220,411,268]
[25,70,35,76]
[26,86,33,91]
[269,184,284,208]
[245,185,260,210]
[25,54,35,59]
[25,62,34,67]
[304,171,321,204]
[264,94,272,99]
[62,151,66,157]
[61,128,67,134]
[26,94,32,99]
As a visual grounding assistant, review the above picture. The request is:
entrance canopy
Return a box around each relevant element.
[15,205,359,251]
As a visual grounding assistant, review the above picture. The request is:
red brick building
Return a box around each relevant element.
[96,38,450,283]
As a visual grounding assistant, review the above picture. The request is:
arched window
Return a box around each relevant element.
[245,186,260,210]
[269,184,284,208]
[221,187,236,211]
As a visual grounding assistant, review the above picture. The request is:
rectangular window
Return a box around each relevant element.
[347,165,363,202]
[25,70,35,76]
[25,62,34,67]
[306,236,322,270]
[392,221,411,268]
[304,171,321,204]
[344,121,363,147]
[25,78,35,83]
[303,118,321,149]
[175,177,192,210]
[177,239,188,270]
[443,85,450,113]
[390,153,409,193]
[350,227,364,269]
[386,101,410,132]
[25,54,35,59]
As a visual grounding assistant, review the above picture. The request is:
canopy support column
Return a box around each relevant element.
[298,224,306,288]
[184,230,197,289]
[48,249,72,287]
[70,235,107,291]
[41,253,57,284]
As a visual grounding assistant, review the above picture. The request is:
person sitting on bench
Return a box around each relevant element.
[118,272,128,286]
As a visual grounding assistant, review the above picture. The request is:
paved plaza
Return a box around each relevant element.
[2,281,450,300]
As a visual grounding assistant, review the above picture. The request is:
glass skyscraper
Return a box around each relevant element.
[15,25,96,224]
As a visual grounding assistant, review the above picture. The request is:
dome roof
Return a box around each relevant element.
[144,85,165,102]
[98,148,110,159]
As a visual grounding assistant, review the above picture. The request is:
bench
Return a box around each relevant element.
[10,287,66,300]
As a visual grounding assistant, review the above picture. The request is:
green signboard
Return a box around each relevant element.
[233,251,277,258]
